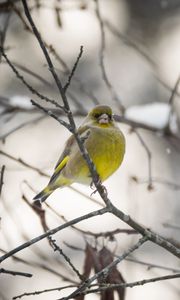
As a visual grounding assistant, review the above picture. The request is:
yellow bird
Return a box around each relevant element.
[33,105,125,203]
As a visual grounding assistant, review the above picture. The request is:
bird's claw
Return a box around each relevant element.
[90,178,107,196]
[33,199,42,209]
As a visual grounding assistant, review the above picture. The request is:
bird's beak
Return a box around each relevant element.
[98,113,110,124]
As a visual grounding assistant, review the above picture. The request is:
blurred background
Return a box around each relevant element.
[0,0,180,299]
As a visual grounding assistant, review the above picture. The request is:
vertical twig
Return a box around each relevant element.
[134,130,153,190]
[63,46,83,93]
[0,165,5,197]
[94,0,125,113]
[165,75,180,134]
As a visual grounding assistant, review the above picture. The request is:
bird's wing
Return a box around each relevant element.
[49,125,90,184]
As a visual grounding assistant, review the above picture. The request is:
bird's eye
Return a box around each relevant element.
[94,113,101,119]
[108,114,112,120]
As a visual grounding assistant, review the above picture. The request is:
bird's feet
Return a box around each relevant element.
[32,199,42,209]
[90,178,107,197]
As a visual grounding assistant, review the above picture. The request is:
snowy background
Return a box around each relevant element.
[0,0,180,299]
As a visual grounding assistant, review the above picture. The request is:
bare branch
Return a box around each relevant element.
[0,150,48,177]
[13,284,77,300]
[131,176,180,191]
[73,227,137,239]
[163,223,180,230]
[0,268,32,278]
[126,256,180,273]
[58,236,148,300]
[21,0,69,112]
[165,75,180,134]
[134,130,153,190]
[74,273,180,298]
[2,60,52,86]
[0,207,108,263]
[104,19,156,67]
[109,203,180,258]
[31,99,71,130]
[0,47,64,110]
[0,247,78,283]
[0,115,46,141]
[48,236,83,281]
[0,165,5,196]
[94,0,124,113]
[63,45,83,93]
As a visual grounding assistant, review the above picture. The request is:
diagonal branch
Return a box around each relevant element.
[0,207,108,263]
[0,47,63,110]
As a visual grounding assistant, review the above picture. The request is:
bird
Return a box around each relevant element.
[33,105,125,204]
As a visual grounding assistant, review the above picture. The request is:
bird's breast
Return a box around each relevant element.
[87,127,125,181]
[63,126,125,184]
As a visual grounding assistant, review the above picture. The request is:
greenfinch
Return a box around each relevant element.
[33,105,125,203]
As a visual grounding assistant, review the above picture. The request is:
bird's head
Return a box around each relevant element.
[88,105,114,127]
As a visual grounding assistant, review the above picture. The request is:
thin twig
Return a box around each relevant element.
[0,165,5,196]
[72,273,180,298]
[134,130,153,190]
[31,99,71,130]
[0,47,64,110]
[0,115,46,141]
[0,247,78,283]
[0,207,108,263]
[72,227,137,238]
[94,0,124,113]
[165,75,180,134]
[45,45,99,106]
[132,176,180,191]
[47,45,99,105]
[0,150,48,177]
[126,256,180,273]
[156,76,180,99]
[104,19,156,67]
[63,46,83,92]
[48,236,83,281]
[13,284,77,300]
[0,267,32,278]
[163,223,180,230]
[21,0,69,113]
[110,203,180,258]
[2,60,52,86]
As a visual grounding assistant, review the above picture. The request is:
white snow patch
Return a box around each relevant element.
[125,102,170,129]
[10,95,32,110]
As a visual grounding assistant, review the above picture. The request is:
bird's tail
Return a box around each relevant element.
[33,186,53,203]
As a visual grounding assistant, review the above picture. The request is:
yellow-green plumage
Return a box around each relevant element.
[33,105,125,203]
